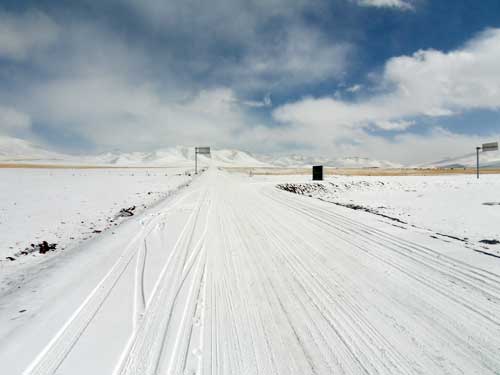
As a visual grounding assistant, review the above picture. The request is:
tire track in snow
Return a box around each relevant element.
[22,187,202,375]
[21,169,500,374]
[267,188,500,309]
[133,239,148,327]
[193,172,500,374]
[115,189,212,375]
[262,185,500,373]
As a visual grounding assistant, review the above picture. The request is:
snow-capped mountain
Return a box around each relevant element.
[0,136,67,162]
[0,137,268,167]
[0,136,401,168]
[259,153,401,168]
[422,150,500,169]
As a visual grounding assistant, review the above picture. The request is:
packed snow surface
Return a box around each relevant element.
[0,168,191,288]
[1,168,500,374]
[273,173,500,251]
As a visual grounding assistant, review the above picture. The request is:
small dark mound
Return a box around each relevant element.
[479,239,500,245]
[35,241,57,254]
[117,206,136,217]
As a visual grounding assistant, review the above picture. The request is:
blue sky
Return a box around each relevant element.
[0,0,499,163]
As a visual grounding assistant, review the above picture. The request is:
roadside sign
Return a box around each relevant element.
[312,165,323,181]
[196,147,211,154]
[195,146,211,174]
[482,142,498,152]
[476,141,498,179]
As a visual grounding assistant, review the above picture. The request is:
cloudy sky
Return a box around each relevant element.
[1,0,500,163]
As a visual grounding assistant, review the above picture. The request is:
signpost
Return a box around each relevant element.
[482,142,499,152]
[476,142,498,179]
[195,146,211,174]
[312,165,323,181]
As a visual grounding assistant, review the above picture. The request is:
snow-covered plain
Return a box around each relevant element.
[273,173,500,255]
[0,168,500,374]
[0,168,192,292]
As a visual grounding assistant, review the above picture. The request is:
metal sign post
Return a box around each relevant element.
[476,147,480,179]
[476,142,498,179]
[195,146,211,174]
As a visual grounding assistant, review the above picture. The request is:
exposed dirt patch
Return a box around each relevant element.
[435,233,467,242]
[482,202,500,206]
[276,183,407,224]
[479,239,500,245]
[116,206,136,218]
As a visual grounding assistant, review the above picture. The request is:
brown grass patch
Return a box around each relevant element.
[224,167,500,176]
[0,163,183,169]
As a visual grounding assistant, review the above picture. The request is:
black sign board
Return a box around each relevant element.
[312,165,323,181]
[482,142,498,152]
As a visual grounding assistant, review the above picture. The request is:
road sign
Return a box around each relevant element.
[476,141,498,179]
[312,165,323,181]
[482,142,498,152]
[196,147,211,154]
[195,146,211,174]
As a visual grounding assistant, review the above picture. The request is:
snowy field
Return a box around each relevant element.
[0,168,499,374]
[0,168,191,291]
[271,173,500,256]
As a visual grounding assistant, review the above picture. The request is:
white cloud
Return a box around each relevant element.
[354,0,414,10]
[0,7,349,152]
[346,128,500,165]
[383,29,500,113]
[346,84,362,93]
[28,76,252,149]
[271,28,500,162]
[373,120,414,130]
[109,0,350,92]
[1,6,498,165]
[0,10,58,60]
[228,26,351,91]
[0,11,254,150]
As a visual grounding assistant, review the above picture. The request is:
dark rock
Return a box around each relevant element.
[38,241,57,254]
[117,206,136,217]
[479,239,500,245]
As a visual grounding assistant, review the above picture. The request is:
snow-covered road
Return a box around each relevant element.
[2,168,500,374]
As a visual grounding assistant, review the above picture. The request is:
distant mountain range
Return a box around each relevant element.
[0,136,269,167]
[1,135,498,169]
[257,153,402,169]
[420,150,500,169]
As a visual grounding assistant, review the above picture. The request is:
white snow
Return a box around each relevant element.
[1,136,500,374]
[0,167,192,289]
[271,173,500,253]
[0,168,499,374]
